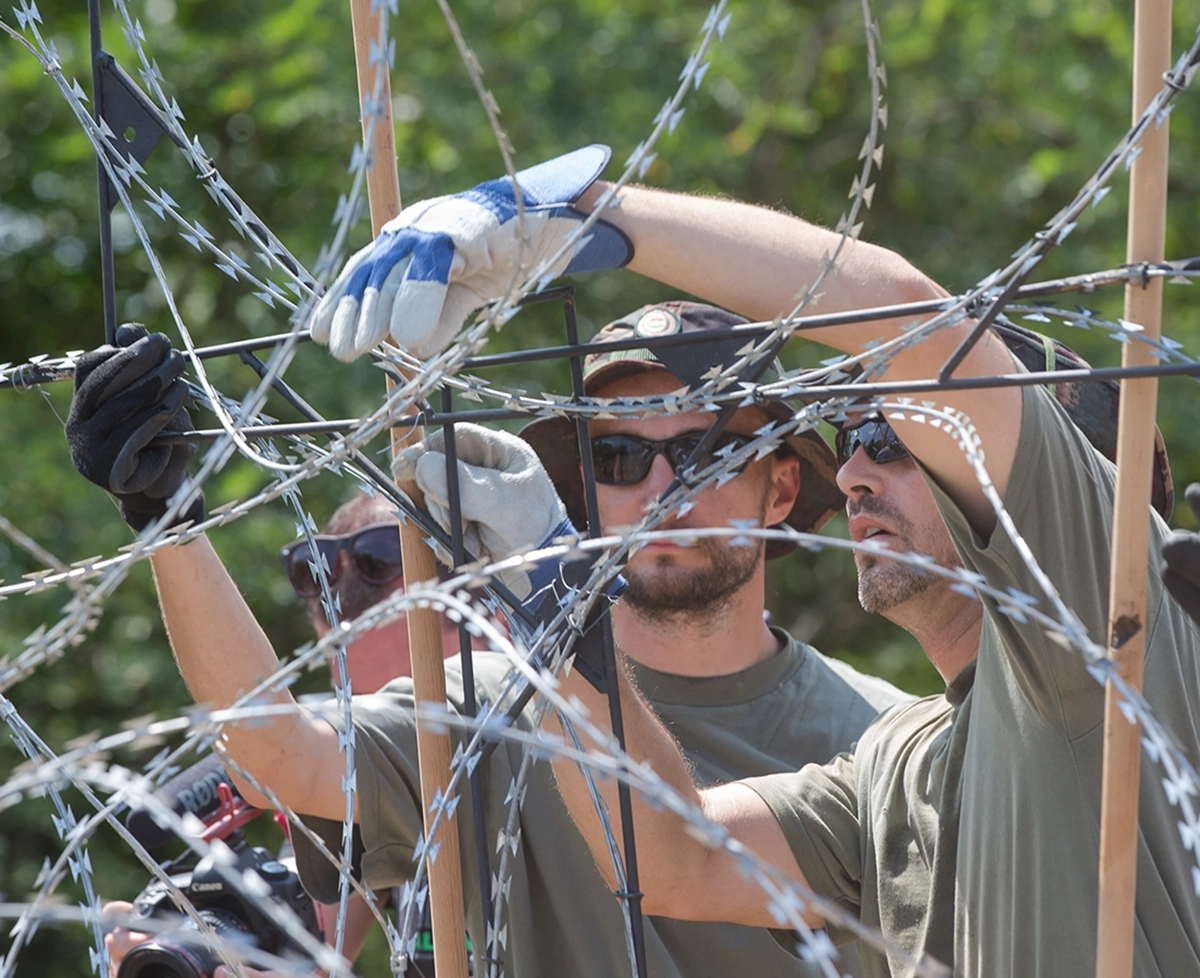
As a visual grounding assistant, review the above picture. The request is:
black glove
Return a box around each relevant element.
[65,323,204,532]
[1161,483,1200,626]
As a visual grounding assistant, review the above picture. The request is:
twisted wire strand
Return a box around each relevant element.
[3,0,1200,975]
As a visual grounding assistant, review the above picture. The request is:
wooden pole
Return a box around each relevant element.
[1094,1,1172,975]
[346,4,469,977]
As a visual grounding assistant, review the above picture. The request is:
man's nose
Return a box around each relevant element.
[835,445,885,499]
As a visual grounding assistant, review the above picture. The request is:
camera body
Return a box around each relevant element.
[117,831,322,978]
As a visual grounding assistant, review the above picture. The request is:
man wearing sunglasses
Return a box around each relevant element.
[67,148,1200,976]
[298,152,1197,974]
[520,301,850,664]
[277,493,469,978]
[282,493,463,692]
[103,491,466,978]
[512,177,1196,978]
[329,301,911,978]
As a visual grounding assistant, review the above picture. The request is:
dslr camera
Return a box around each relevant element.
[118,755,322,978]
[117,835,321,978]
[117,830,322,978]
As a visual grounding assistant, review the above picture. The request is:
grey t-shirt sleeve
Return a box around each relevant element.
[292,687,429,904]
[743,753,863,944]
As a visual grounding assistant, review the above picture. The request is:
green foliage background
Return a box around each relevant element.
[2,0,1199,972]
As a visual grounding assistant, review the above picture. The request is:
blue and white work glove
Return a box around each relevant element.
[391,423,577,605]
[311,145,633,362]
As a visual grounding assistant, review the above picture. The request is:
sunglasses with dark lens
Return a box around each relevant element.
[835,418,911,468]
[591,430,756,486]
[280,523,403,597]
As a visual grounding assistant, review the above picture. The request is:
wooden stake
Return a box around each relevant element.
[346,4,469,977]
[1094,2,1172,976]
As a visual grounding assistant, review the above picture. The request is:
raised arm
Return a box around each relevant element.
[64,326,347,820]
[578,182,1022,536]
[312,152,1022,537]
[150,536,347,819]
[549,659,821,928]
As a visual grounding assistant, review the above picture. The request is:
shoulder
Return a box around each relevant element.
[923,383,1120,582]
[806,645,915,714]
[850,691,956,778]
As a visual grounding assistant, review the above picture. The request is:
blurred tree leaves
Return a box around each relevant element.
[2,0,1199,971]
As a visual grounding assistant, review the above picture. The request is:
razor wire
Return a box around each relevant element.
[1,1,1200,977]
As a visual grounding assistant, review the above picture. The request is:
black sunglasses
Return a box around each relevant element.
[280,523,403,597]
[591,430,756,486]
[835,417,911,467]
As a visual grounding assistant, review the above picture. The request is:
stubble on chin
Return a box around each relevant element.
[854,540,945,616]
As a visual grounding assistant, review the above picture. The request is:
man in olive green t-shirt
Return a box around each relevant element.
[520,183,1200,978]
[288,302,909,978]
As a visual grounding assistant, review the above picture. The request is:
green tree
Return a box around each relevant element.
[2,0,1198,971]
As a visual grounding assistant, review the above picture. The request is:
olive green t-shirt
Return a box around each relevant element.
[747,385,1200,978]
[293,630,909,978]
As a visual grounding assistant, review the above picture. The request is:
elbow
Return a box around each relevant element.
[890,258,949,306]
[639,874,675,917]
[212,739,276,810]
[228,770,274,811]
[213,708,339,817]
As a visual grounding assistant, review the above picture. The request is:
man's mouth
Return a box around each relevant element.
[849,515,895,545]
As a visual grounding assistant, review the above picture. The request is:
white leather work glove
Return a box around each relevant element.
[392,423,575,603]
[311,145,633,362]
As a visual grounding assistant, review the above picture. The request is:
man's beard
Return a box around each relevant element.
[852,499,958,616]
[623,535,762,626]
[856,550,937,616]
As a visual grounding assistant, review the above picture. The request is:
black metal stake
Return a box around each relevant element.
[88,0,117,345]
[440,385,497,972]
[563,291,649,978]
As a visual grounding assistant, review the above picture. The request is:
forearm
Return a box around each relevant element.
[550,661,707,913]
[583,183,942,345]
[550,659,817,926]
[553,660,695,855]
[151,537,343,817]
[152,536,284,707]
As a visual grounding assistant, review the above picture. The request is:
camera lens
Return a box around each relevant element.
[117,909,256,978]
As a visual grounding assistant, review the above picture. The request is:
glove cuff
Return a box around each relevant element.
[522,517,581,604]
[119,492,205,533]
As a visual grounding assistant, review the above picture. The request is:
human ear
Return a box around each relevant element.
[766,453,801,525]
